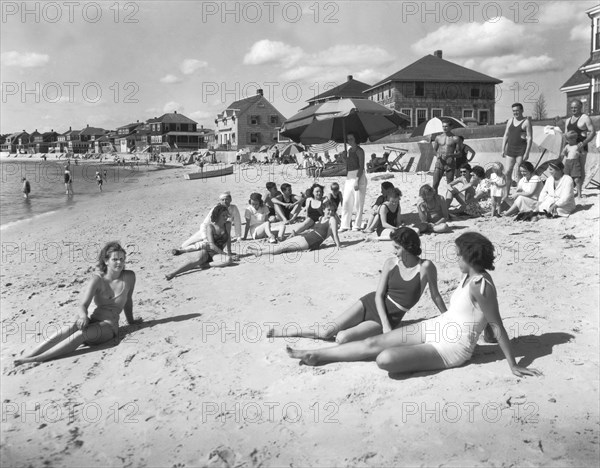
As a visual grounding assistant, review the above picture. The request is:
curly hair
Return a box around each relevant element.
[390,227,422,256]
[211,204,229,223]
[471,166,486,179]
[418,184,435,198]
[455,232,495,271]
[96,241,126,273]
[249,192,263,206]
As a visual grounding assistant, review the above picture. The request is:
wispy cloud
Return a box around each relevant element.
[160,74,182,84]
[181,59,208,75]
[163,101,184,113]
[1,51,50,68]
[243,40,303,67]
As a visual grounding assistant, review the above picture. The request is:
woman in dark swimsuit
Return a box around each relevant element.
[166,205,235,280]
[268,227,447,343]
[284,183,325,237]
[375,187,402,239]
[15,242,140,365]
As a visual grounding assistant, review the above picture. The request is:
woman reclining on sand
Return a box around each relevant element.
[167,205,236,280]
[249,200,341,256]
[15,242,140,365]
[269,227,446,343]
[286,232,542,378]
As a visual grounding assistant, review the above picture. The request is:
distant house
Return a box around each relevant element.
[79,125,107,153]
[0,130,29,153]
[215,89,286,150]
[305,75,371,107]
[143,111,208,151]
[364,50,502,127]
[560,4,600,114]
[115,121,143,153]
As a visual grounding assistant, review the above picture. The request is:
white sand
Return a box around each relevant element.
[1,163,598,467]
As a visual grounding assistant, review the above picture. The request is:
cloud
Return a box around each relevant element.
[570,24,590,41]
[189,110,213,121]
[457,54,560,78]
[160,74,182,84]
[243,39,303,67]
[163,101,184,113]
[353,69,387,85]
[1,51,50,68]
[412,18,531,58]
[538,1,582,26]
[180,59,208,75]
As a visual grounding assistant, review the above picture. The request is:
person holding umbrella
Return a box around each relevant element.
[340,132,367,232]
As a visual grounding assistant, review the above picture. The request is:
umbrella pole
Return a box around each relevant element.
[533,149,546,170]
[342,119,347,156]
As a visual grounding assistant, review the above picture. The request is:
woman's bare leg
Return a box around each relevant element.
[432,222,450,233]
[268,301,371,339]
[290,218,314,236]
[166,250,211,280]
[20,322,79,358]
[249,237,309,256]
[286,321,430,365]
[375,344,446,373]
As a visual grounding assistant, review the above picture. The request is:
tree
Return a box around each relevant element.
[533,93,547,120]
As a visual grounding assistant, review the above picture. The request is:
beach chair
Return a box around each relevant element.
[383,146,410,171]
[585,167,600,189]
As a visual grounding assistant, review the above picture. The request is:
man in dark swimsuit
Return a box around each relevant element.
[501,102,532,201]
[565,99,596,189]
[432,121,460,193]
[454,136,476,178]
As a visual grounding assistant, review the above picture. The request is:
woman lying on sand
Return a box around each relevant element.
[167,205,235,280]
[269,227,446,342]
[249,200,341,256]
[15,242,140,365]
[286,232,542,377]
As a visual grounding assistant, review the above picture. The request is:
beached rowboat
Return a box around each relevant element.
[184,165,234,180]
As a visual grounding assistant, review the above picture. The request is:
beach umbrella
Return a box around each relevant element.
[532,126,564,170]
[280,99,410,150]
[308,140,340,153]
[279,143,305,157]
[258,145,271,153]
[410,116,466,137]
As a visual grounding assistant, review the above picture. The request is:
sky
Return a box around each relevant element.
[1,0,597,134]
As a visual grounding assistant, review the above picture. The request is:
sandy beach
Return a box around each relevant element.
[1,162,598,467]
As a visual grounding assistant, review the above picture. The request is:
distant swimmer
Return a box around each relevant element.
[96,171,103,192]
[64,166,73,195]
[21,177,31,199]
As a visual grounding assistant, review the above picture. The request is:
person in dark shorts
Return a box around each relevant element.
[501,102,532,201]
[454,136,476,178]
[432,121,461,193]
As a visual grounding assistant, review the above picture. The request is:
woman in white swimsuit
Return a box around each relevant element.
[15,242,140,365]
[287,232,541,377]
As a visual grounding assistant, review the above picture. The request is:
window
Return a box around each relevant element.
[594,18,600,51]
[463,109,474,119]
[415,82,425,97]
[270,115,279,125]
[471,87,480,98]
[387,87,392,99]
[400,109,413,127]
[250,115,260,125]
[478,110,489,124]
[416,108,427,125]
[431,108,443,118]
[250,133,260,143]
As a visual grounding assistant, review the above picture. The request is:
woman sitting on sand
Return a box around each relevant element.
[288,183,325,237]
[269,227,446,343]
[375,187,403,240]
[286,232,542,378]
[242,193,278,243]
[167,205,235,280]
[503,161,543,217]
[415,184,451,234]
[537,160,576,217]
[15,242,140,365]
[250,200,341,255]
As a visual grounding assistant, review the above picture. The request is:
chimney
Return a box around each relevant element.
[87,124,89,127]
[257,89,263,96]
[69,126,72,131]
[174,110,177,114]
[201,125,203,129]
[347,75,353,81]
[433,50,443,59]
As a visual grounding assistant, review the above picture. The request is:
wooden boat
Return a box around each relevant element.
[184,165,234,180]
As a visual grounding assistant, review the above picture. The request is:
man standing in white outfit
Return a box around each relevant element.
[340,132,367,231]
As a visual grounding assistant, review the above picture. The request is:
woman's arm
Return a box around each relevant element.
[378,205,396,230]
[438,195,450,223]
[328,217,342,248]
[422,261,447,313]
[78,275,99,329]
[356,147,365,181]
[123,271,139,325]
[374,258,394,333]
[395,203,403,227]
[225,222,232,256]
[231,206,242,239]
[243,216,251,240]
[416,201,429,223]
[473,278,541,377]
[206,224,227,256]
[519,179,540,198]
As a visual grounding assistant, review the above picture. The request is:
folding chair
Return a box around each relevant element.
[383,146,410,171]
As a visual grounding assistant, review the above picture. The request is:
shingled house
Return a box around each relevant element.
[364,50,502,127]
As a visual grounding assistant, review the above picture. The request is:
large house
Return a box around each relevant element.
[560,4,600,114]
[305,75,371,107]
[143,111,211,151]
[0,130,29,153]
[79,125,107,153]
[215,89,287,150]
[115,121,143,153]
[364,50,502,127]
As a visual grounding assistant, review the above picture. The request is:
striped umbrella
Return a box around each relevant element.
[308,140,340,153]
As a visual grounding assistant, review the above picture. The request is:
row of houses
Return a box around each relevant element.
[0,112,216,154]
[5,4,599,155]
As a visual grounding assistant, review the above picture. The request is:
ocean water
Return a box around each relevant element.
[0,160,159,229]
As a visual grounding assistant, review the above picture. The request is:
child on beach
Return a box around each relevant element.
[95,171,103,192]
[561,130,584,199]
[168,205,236,280]
[488,162,507,216]
[327,182,343,223]
[243,193,277,243]
[375,187,403,240]
[15,242,140,365]
[363,181,395,233]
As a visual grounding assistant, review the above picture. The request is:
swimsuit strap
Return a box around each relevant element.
[471,275,495,295]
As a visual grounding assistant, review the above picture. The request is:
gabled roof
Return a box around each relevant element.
[9,131,29,138]
[117,122,143,130]
[561,67,590,90]
[224,94,263,115]
[366,54,502,91]
[80,126,106,136]
[30,130,42,138]
[152,112,197,125]
[307,76,371,102]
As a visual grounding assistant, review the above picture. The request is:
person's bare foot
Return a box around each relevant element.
[14,356,37,366]
[172,249,183,256]
[165,273,175,281]
[267,327,282,338]
[286,346,318,365]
